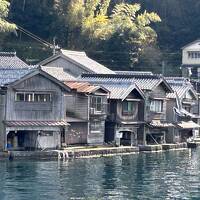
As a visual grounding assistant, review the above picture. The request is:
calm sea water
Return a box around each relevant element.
[0,149,200,200]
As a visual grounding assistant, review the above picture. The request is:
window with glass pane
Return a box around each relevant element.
[25,93,33,102]
[34,94,51,102]
[16,93,25,101]
[150,100,163,112]
[122,101,134,114]
[91,96,103,112]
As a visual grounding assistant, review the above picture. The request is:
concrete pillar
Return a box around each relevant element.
[131,133,134,146]
[13,135,18,148]
[115,130,121,146]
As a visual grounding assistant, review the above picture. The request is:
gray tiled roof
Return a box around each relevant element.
[133,77,162,90]
[79,75,144,100]
[0,68,36,86]
[41,66,75,81]
[40,49,115,75]
[61,50,115,74]
[106,84,140,100]
[0,52,36,86]
[80,74,166,91]
[115,71,153,76]
[165,77,196,98]
[0,52,29,69]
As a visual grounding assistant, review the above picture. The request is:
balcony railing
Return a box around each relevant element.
[90,104,107,115]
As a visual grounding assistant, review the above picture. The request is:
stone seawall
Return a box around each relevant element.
[0,144,189,160]
[139,143,187,152]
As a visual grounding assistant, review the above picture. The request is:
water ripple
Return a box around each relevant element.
[1,149,200,199]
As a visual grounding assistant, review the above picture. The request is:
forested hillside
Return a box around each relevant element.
[1,0,199,76]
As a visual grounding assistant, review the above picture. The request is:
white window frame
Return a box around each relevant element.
[150,100,163,113]
[15,92,52,102]
[91,96,103,113]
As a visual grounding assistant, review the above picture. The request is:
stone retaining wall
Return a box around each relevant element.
[0,144,189,160]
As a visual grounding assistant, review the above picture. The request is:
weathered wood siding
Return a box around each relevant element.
[166,99,176,122]
[65,93,88,120]
[66,122,88,144]
[145,85,168,122]
[116,101,139,122]
[88,95,107,144]
[23,131,60,149]
[108,92,144,123]
[88,121,105,145]
[6,74,66,121]
[44,57,88,77]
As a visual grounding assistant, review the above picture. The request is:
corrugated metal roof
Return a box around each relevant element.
[4,120,69,127]
[64,81,106,94]
[61,50,115,74]
[0,52,29,69]
[41,66,75,81]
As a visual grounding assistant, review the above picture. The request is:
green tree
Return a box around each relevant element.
[67,1,161,67]
[0,0,16,32]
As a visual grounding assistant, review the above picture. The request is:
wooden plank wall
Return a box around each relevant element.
[44,57,88,77]
[65,93,88,120]
[6,74,66,121]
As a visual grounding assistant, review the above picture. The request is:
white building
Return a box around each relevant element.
[182,39,200,79]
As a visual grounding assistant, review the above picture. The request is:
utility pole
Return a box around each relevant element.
[162,61,165,76]
[53,37,56,55]
[22,0,26,11]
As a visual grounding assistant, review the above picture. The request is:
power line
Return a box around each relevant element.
[7,20,60,54]
[17,25,53,47]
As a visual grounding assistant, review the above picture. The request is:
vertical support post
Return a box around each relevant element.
[162,61,165,76]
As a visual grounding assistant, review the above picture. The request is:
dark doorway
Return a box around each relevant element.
[120,131,132,146]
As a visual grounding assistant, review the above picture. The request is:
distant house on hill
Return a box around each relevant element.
[181,39,200,80]
[39,49,115,78]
